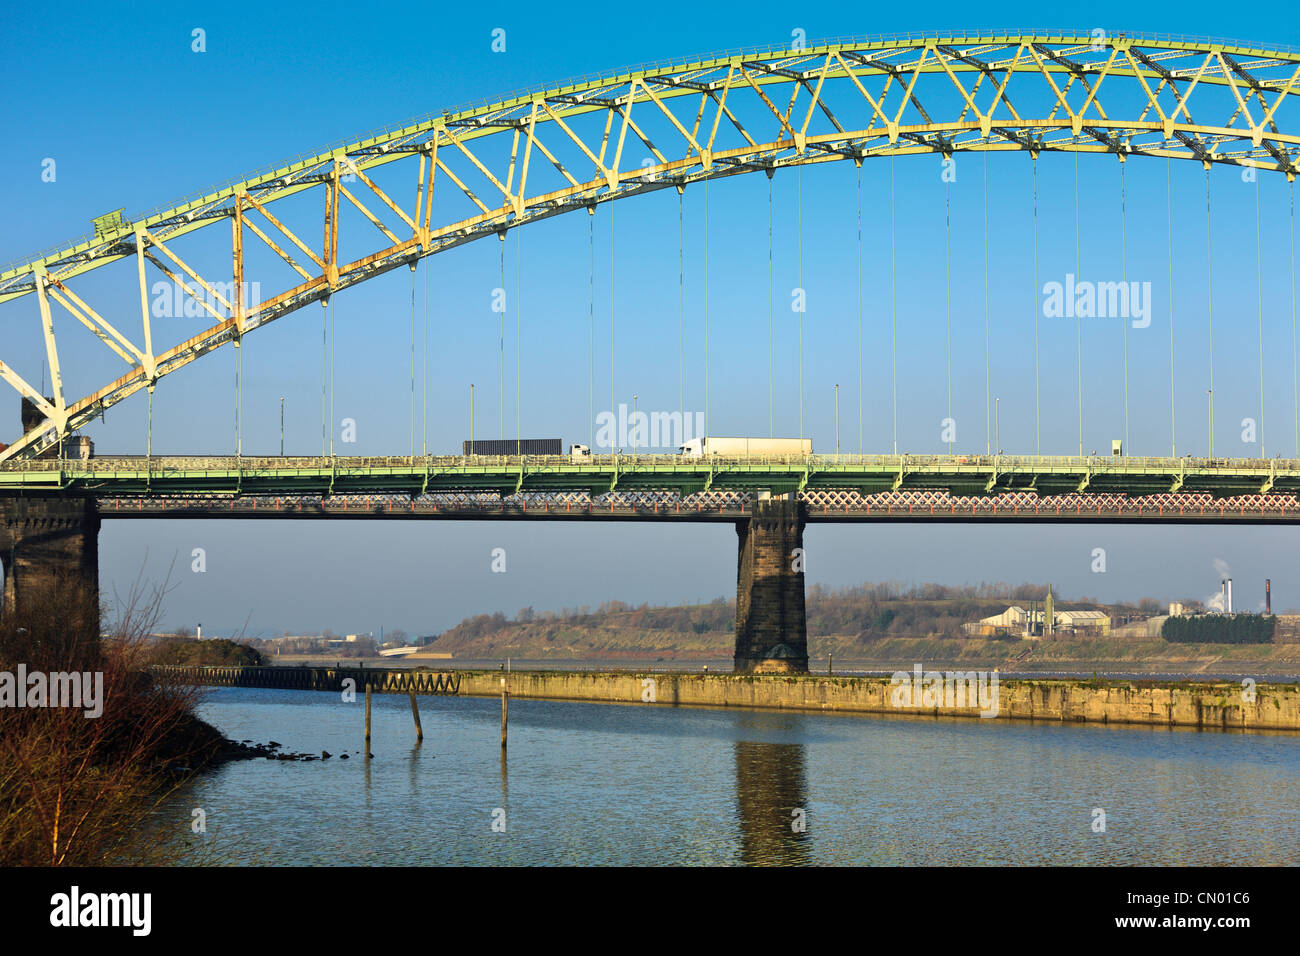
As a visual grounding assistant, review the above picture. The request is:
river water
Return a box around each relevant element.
[157,687,1300,865]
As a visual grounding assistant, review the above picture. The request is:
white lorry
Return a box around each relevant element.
[678,436,812,457]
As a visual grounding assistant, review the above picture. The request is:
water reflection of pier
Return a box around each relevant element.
[733,727,810,865]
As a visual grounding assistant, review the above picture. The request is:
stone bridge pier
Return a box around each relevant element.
[734,497,808,674]
[0,497,100,620]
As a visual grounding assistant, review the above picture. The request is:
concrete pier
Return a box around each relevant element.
[0,496,100,619]
[734,498,809,674]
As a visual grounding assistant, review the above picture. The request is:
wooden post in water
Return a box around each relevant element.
[500,678,508,751]
[409,686,423,742]
[364,680,373,759]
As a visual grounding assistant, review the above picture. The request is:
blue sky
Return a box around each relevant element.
[5,1,1300,636]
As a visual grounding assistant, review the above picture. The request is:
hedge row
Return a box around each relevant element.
[1162,614,1276,645]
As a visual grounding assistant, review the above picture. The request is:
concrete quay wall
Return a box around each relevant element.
[456,670,1300,732]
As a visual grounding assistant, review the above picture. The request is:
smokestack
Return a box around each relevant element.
[1221,579,1226,612]
[1227,578,1233,615]
[1266,579,1272,615]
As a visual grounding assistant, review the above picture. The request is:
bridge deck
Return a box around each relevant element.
[5,454,1300,523]
[4,452,1300,499]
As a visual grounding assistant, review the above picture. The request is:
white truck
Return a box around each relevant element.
[678,436,812,457]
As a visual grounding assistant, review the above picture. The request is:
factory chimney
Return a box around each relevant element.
[1221,579,1226,612]
[1266,579,1272,615]
[1227,578,1233,614]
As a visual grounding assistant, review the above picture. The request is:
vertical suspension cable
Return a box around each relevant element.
[681,190,687,422]
[1257,170,1265,457]
[945,172,952,453]
[589,211,594,449]
[985,151,991,455]
[498,236,505,440]
[1206,166,1215,456]
[321,302,327,455]
[704,177,710,438]
[410,266,416,457]
[1032,153,1040,454]
[890,155,898,455]
[857,161,863,455]
[769,174,775,438]
[1121,159,1129,453]
[1167,158,1176,457]
[423,251,429,456]
[1076,151,1084,456]
[1292,180,1298,458]
[234,341,241,456]
[516,229,522,450]
[796,166,804,439]
[329,295,336,456]
[611,205,616,432]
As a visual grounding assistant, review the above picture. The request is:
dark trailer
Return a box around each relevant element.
[462,438,563,456]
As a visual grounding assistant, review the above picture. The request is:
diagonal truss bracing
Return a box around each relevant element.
[3,30,1300,461]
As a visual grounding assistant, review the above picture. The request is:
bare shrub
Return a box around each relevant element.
[0,571,224,865]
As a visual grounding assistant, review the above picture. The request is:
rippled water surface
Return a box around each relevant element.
[159,688,1300,865]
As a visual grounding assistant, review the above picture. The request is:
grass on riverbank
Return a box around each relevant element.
[808,634,1300,673]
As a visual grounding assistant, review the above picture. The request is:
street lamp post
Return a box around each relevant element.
[834,384,840,458]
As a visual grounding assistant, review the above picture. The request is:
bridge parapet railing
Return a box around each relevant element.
[8,451,1300,477]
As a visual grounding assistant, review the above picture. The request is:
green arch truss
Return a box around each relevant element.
[3,29,1300,460]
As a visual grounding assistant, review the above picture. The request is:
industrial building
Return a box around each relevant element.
[964,591,1112,639]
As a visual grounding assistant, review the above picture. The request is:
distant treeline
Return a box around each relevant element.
[806,581,1129,604]
[1162,614,1276,645]
[432,582,1133,646]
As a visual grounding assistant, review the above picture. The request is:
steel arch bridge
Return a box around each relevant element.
[3,29,1300,463]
